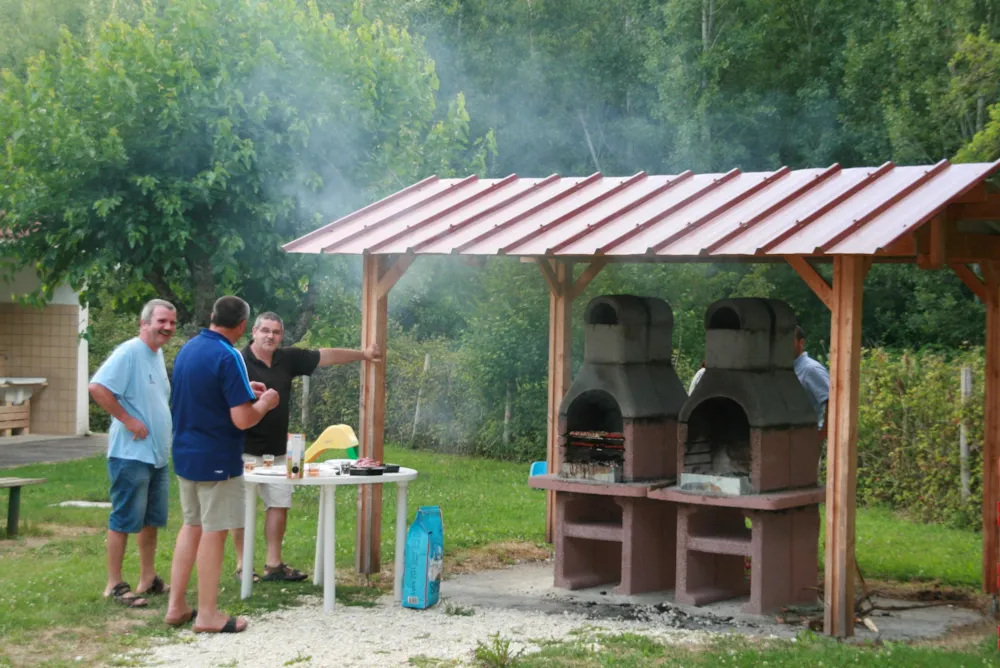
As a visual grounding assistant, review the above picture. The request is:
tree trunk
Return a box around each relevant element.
[411,353,430,444]
[503,377,514,447]
[285,274,319,345]
[188,249,216,328]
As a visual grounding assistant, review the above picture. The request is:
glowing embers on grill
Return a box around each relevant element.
[563,430,626,482]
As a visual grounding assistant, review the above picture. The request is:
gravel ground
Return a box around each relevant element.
[132,595,712,667]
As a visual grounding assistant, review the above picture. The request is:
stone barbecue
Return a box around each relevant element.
[559,295,686,483]
[532,295,824,613]
[533,295,686,595]
[651,298,825,614]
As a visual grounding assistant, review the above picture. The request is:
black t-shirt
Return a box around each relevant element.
[241,345,321,457]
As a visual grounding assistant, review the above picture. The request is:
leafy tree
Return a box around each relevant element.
[1,0,492,330]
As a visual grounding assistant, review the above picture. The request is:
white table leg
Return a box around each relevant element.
[241,482,258,600]
[323,485,336,613]
[314,490,325,586]
[394,481,409,603]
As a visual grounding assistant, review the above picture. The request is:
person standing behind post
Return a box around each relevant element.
[231,312,380,582]
[89,299,177,609]
[793,326,830,432]
[164,296,279,633]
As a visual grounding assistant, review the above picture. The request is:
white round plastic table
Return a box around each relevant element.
[240,466,418,613]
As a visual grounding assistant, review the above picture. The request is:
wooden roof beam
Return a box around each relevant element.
[785,256,832,310]
[949,263,987,302]
[950,193,1000,221]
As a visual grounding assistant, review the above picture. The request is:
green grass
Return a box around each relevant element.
[515,632,1000,667]
[0,446,991,666]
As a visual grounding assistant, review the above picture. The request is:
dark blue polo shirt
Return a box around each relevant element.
[171,329,256,481]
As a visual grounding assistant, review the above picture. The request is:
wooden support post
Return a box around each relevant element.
[545,260,573,543]
[983,261,1000,595]
[824,255,868,638]
[357,254,396,574]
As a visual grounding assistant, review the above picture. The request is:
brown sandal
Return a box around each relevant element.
[137,575,170,596]
[262,562,308,582]
[108,582,148,608]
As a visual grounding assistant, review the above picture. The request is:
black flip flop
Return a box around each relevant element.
[194,615,247,634]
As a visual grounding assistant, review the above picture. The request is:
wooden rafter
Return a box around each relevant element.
[928,214,947,269]
[571,259,607,299]
[538,259,561,296]
[376,254,415,299]
[949,263,987,302]
[950,192,1000,221]
[785,256,832,310]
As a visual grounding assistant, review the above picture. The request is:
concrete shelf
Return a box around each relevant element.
[688,533,752,556]
[648,485,825,510]
[530,474,674,497]
[562,520,623,542]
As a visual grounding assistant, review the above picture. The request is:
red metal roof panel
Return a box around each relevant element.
[283,160,1000,258]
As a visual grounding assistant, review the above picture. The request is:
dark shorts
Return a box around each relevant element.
[107,457,169,533]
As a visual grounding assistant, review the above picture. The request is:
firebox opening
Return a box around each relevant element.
[563,390,626,482]
[681,398,751,494]
[587,303,619,325]
[566,390,624,434]
[708,307,741,330]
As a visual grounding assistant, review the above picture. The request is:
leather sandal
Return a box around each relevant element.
[261,562,308,582]
[108,581,148,608]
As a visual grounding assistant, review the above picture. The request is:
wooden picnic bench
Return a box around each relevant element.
[0,477,46,538]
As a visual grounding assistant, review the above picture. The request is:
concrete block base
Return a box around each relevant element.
[553,491,676,595]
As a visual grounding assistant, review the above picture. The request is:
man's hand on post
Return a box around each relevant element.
[123,415,149,440]
[364,343,382,363]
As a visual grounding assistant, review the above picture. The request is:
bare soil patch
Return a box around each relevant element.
[1,618,151,667]
[0,524,101,558]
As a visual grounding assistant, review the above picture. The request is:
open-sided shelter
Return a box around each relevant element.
[283,159,1000,637]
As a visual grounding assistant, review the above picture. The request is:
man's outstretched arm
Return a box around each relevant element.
[318,344,381,368]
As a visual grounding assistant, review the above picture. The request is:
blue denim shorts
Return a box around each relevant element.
[107,457,169,533]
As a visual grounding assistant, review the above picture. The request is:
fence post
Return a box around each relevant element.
[301,375,310,433]
[961,365,972,502]
[411,353,430,443]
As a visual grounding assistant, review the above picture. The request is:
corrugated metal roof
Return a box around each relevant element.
[284,160,1000,257]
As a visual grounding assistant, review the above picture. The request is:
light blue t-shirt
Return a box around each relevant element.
[794,351,830,430]
[91,337,172,468]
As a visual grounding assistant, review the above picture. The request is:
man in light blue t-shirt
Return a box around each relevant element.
[793,326,830,431]
[90,299,177,609]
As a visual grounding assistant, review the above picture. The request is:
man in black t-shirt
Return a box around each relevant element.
[231,312,380,582]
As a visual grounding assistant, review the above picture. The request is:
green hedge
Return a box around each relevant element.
[856,348,984,529]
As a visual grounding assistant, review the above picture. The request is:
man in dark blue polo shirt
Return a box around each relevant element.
[163,296,279,633]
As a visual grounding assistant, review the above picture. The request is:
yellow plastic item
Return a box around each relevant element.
[304,424,360,463]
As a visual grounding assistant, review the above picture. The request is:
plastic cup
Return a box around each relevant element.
[262,454,275,468]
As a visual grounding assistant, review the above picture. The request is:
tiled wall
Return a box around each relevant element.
[0,303,83,435]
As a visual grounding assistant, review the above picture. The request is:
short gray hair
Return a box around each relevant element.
[211,296,251,328]
[254,312,284,329]
[140,299,176,323]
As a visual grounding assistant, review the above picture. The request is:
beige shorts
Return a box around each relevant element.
[177,475,245,532]
[242,454,294,509]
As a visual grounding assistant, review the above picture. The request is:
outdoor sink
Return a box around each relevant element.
[0,378,48,405]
